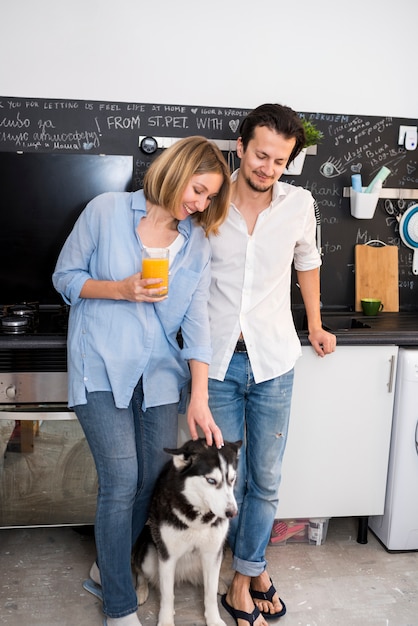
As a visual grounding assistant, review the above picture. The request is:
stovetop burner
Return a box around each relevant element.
[0,302,69,336]
[1,315,33,334]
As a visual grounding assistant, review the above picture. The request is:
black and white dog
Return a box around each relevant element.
[132,438,242,626]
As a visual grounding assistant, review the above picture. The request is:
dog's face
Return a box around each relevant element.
[164,439,242,520]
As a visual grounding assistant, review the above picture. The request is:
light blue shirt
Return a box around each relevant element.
[53,190,212,410]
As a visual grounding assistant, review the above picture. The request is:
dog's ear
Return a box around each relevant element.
[169,453,195,470]
[164,439,205,470]
[220,440,243,465]
[225,440,243,454]
[163,447,189,470]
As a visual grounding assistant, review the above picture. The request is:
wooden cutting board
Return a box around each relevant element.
[355,244,399,312]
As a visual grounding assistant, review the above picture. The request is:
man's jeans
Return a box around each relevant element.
[75,380,178,618]
[208,352,294,577]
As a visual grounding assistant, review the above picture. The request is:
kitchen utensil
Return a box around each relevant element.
[399,204,418,275]
[313,199,322,256]
[355,241,399,312]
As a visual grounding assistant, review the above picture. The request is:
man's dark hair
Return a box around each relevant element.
[239,103,306,165]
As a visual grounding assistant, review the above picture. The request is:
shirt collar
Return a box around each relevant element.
[230,169,288,208]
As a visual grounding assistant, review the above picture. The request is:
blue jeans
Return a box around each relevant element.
[74,379,178,618]
[208,352,294,578]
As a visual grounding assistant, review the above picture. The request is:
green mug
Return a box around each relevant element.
[361,298,384,316]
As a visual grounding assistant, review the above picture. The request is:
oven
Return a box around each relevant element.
[0,152,134,528]
[0,302,97,528]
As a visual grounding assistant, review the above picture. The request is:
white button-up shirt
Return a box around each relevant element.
[208,172,321,383]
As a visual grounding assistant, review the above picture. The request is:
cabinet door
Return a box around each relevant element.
[277,345,398,519]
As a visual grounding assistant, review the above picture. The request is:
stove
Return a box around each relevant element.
[0,302,69,403]
[0,302,97,528]
[0,149,134,527]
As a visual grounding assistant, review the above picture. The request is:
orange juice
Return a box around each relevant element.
[142,257,169,296]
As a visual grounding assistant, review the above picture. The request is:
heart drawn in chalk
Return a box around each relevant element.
[191,108,198,114]
[229,120,239,133]
[83,142,94,151]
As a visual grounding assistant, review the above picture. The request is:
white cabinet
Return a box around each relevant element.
[277,345,398,519]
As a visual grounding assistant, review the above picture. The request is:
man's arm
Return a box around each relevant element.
[296,268,336,357]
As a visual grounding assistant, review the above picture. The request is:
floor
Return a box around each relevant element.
[0,517,417,626]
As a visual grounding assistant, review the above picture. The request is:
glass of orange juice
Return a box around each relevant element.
[142,248,169,296]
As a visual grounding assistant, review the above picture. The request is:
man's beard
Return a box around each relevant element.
[244,173,274,194]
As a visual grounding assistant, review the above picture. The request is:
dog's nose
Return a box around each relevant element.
[226,507,238,519]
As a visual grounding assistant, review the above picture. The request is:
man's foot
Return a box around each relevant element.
[221,594,262,625]
[222,572,268,626]
[250,572,286,619]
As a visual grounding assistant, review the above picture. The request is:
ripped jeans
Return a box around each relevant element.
[208,352,294,577]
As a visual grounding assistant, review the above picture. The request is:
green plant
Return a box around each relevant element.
[301,118,324,148]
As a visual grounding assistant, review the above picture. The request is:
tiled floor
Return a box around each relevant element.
[0,517,417,626]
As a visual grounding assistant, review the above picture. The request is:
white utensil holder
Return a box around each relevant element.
[350,188,379,219]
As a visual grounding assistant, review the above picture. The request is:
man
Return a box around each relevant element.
[208,103,336,625]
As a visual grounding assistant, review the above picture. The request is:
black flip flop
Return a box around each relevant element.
[250,579,287,620]
[221,594,261,625]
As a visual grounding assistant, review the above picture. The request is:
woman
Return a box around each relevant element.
[52,137,231,626]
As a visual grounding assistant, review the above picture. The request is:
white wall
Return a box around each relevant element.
[1,0,417,118]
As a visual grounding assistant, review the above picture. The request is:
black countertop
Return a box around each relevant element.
[1,311,417,351]
[297,311,418,347]
[0,334,67,350]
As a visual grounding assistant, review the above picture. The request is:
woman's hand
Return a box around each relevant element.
[116,272,168,302]
[187,396,224,449]
[80,273,167,302]
[187,360,223,448]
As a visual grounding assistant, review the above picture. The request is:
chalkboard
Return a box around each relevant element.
[1,96,417,310]
[286,113,418,311]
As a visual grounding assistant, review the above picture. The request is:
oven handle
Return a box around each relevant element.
[0,410,76,421]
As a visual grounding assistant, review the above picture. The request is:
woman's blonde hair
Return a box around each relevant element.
[143,136,231,236]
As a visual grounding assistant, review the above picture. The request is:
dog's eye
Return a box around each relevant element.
[206,477,217,485]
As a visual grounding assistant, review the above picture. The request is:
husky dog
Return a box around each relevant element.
[132,438,242,626]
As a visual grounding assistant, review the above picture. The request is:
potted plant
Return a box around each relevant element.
[284,118,323,175]
[301,118,324,148]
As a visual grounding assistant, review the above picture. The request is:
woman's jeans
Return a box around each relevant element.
[208,352,294,578]
[75,379,178,618]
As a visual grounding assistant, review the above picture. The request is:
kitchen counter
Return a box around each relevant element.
[1,311,418,350]
[295,311,418,347]
[0,335,67,350]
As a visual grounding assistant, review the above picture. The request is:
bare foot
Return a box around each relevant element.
[250,570,284,617]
